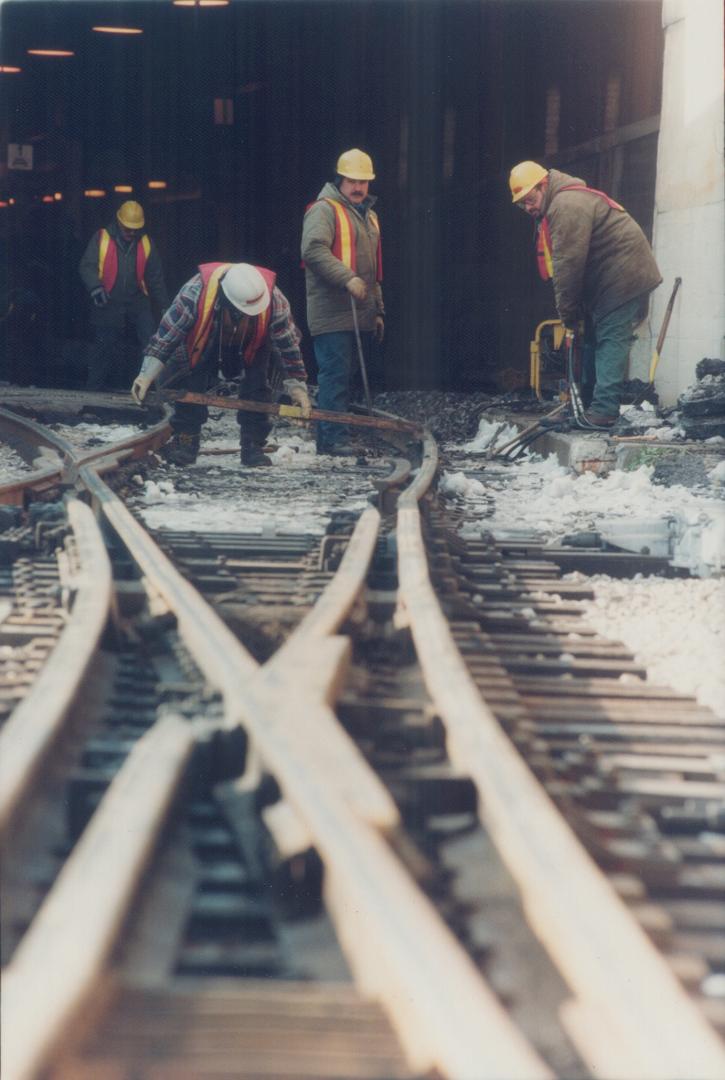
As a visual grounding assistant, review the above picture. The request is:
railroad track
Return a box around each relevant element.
[1,392,724,1080]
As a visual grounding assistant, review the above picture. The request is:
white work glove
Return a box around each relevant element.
[283,379,311,418]
[345,276,367,302]
[91,286,109,307]
[375,315,385,344]
[131,355,165,405]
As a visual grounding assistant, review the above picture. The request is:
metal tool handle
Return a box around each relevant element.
[655,276,682,356]
[350,296,373,413]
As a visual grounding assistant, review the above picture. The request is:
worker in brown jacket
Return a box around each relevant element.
[509,161,662,428]
[301,149,384,455]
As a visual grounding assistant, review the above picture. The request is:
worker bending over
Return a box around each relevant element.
[509,161,662,429]
[131,262,310,467]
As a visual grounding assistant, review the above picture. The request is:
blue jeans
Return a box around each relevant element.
[583,297,641,416]
[313,331,373,450]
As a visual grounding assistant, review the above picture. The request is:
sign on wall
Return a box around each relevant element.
[8,144,33,171]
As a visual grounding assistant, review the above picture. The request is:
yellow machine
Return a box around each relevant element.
[529,319,566,399]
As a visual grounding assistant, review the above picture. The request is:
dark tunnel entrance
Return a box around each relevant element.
[0,0,663,393]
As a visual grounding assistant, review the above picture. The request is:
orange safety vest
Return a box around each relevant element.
[535,184,624,282]
[98,229,151,294]
[304,198,383,282]
[187,263,276,369]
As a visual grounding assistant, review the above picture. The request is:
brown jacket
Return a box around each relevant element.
[542,169,661,325]
[301,182,384,336]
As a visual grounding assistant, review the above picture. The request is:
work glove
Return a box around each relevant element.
[283,379,311,418]
[91,286,109,307]
[345,276,367,302]
[131,355,165,405]
[375,315,385,344]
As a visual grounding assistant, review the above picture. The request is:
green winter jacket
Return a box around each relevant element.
[301,182,384,336]
[79,220,168,330]
[542,169,662,325]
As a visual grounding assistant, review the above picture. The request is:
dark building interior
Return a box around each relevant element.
[0,0,663,392]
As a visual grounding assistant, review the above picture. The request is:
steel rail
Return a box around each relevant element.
[2,415,549,1078]
[395,443,725,1079]
[77,461,548,1077]
[0,498,113,838]
[2,716,197,1080]
[0,405,171,504]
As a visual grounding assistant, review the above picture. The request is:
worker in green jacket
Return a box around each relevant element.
[510,161,662,429]
[79,200,168,391]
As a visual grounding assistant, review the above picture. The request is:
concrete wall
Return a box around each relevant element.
[651,0,725,405]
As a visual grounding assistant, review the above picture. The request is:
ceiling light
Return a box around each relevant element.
[114,185,133,193]
[84,189,106,198]
[148,180,167,189]
[27,49,75,57]
[42,195,55,203]
[92,27,143,35]
[0,66,22,73]
[0,201,9,208]
[54,192,63,201]
[173,1,230,7]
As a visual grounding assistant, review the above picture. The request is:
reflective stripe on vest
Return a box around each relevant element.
[303,198,383,282]
[536,184,625,281]
[187,263,276,369]
[536,219,554,281]
[98,230,150,294]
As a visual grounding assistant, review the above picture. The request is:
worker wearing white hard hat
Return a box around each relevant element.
[131,262,309,467]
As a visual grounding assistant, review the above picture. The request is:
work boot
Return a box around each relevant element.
[163,431,200,465]
[579,410,617,430]
[241,441,272,467]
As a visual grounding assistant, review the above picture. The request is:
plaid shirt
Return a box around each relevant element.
[145,272,307,381]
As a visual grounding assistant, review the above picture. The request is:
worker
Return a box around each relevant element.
[301,148,384,455]
[130,262,310,467]
[509,161,662,429]
[79,200,168,391]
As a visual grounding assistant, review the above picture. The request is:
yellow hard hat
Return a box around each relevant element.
[116,200,145,229]
[509,161,548,203]
[336,148,375,181]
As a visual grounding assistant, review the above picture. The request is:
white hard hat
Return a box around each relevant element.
[221,264,270,315]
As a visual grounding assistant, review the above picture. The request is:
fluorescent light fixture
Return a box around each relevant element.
[92,27,143,35]
[27,49,75,57]
[148,180,168,189]
[84,189,106,198]
[114,185,133,192]
[0,65,22,73]
[173,1,230,7]
[42,195,55,203]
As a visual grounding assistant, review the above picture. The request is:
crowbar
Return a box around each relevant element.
[350,295,373,412]
[158,389,421,435]
[650,277,682,383]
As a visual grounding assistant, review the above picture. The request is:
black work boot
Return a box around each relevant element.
[163,431,200,465]
[240,440,272,467]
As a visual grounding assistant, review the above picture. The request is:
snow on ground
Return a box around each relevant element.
[573,574,725,718]
[51,421,145,448]
[442,416,725,718]
[129,413,375,535]
[443,417,725,543]
[0,445,33,483]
